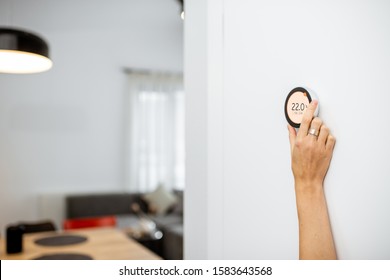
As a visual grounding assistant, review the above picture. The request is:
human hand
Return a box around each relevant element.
[288,100,337,259]
[287,100,336,192]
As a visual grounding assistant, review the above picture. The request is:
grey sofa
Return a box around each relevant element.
[65,192,183,260]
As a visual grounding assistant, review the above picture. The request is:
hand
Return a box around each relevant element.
[287,100,336,192]
[288,100,337,259]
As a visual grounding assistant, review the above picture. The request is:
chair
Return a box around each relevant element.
[63,216,117,230]
[19,220,57,233]
[6,220,57,253]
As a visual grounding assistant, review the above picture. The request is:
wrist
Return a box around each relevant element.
[294,180,324,196]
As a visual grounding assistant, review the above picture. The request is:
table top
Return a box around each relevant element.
[0,227,161,260]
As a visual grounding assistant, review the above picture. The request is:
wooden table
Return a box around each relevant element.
[0,228,161,260]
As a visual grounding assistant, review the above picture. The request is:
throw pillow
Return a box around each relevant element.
[143,184,178,215]
[171,190,184,215]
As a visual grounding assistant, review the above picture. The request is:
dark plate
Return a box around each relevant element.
[34,234,87,246]
[33,253,93,260]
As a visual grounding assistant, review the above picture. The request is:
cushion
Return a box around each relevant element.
[172,190,184,215]
[143,185,178,215]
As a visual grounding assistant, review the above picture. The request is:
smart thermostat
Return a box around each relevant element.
[284,87,319,128]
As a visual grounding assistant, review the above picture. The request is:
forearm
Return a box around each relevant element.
[295,183,337,260]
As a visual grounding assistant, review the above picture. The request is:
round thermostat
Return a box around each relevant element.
[284,87,319,128]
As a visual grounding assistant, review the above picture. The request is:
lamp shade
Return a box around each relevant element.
[0,28,52,74]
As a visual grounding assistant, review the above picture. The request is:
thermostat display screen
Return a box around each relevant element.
[284,87,317,128]
[286,91,309,123]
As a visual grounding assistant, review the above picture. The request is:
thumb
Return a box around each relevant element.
[287,124,296,155]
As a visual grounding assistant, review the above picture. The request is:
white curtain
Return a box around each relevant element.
[126,71,184,192]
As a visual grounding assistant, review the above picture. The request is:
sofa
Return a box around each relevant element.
[65,191,183,260]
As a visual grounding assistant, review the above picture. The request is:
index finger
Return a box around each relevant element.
[297,100,318,137]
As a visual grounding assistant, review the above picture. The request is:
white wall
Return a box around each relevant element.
[0,0,183,232]
[184,0,227,259]
[185,0,390,259]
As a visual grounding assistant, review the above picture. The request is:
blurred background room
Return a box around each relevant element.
[0,0,184,260]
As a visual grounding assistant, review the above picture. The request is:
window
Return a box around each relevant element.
[126,71,184,192]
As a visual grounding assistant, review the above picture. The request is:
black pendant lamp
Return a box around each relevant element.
[0,28,52,74]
